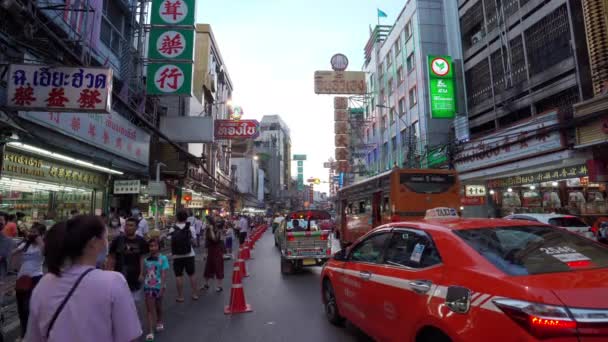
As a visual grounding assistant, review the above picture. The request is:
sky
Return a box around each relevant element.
[196,1,406,193]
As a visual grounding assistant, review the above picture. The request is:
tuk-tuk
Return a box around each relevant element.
[274,210,332,275]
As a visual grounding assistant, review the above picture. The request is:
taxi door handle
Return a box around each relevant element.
[408,280,432,294]
[359,271,372,280]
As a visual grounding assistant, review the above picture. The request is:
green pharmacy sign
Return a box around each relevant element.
[148,28,194,61]
[146,63,193,95]
[428,56,456,119]
[150,0,195,26]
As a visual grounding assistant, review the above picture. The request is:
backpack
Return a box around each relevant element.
[171,223,192,255]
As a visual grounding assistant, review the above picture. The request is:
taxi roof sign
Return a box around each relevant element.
[425,207,458,219]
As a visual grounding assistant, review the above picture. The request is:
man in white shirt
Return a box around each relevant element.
[169,209,198,302]
[193,215,203,248]
[238,215,249,245]
[131,208,149,237]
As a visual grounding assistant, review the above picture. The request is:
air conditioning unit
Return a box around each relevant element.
[471,31,483,45]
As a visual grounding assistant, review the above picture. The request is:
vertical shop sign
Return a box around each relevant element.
[147,0,195,96]
[428,56,456,119]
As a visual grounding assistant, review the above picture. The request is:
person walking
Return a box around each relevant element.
[107,217,149,302]
[142,234,168,341]
[0,212,16,280]
[13,223,46,339]
[169,210,198,302]
[3,214,18,238]
[224,222,234,259]
[25,215,141,342]
[193,215,203,249]
[238,215,249,245]
[201,216,224,292]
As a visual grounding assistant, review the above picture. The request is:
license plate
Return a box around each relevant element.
[302,259,316,266]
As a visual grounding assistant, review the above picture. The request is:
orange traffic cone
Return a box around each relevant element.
[224,265,253,315]
[237,254,249,277]
[242,243,251,260]
[231,262,243,284]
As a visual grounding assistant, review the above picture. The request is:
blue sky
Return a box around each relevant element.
[197,1,406,193]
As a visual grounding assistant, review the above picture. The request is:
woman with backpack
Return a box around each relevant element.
[169,210,198,302]
[201,216,224,292]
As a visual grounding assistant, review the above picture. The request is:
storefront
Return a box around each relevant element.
[455,110,606,219]
[484,163,608,218]
[1,147,108,222]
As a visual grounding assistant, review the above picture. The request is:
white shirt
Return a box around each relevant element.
[194,219,203,235]
[136,218,149,237]
[169,223,196,258]
[239,217,249,234]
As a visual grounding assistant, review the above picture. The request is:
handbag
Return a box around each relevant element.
[46,268,95,338]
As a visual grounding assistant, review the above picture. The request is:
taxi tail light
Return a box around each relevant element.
[287,236,295,242]
[320,234,328,241]
[493,299,577,339]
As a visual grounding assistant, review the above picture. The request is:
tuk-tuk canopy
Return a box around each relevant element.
[288,210,331,221]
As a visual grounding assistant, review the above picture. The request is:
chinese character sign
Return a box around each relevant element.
[146,63,192,95]
[6,64,112,113]
[19,111,151,166]
[148,28,194,60]
[427,56,456,119]
[150,0,195,25]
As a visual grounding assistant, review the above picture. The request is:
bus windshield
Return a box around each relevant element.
[400,173,456,194]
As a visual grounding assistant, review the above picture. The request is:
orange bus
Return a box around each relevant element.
[336,168,461,247]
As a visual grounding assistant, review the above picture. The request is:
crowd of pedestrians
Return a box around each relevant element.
[0,208,266,341]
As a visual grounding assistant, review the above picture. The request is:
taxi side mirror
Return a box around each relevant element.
[445,286,471,314]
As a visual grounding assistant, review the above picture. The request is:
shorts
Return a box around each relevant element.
[225,237,233,249]
[173,256,195,277]
[144,287,162,299]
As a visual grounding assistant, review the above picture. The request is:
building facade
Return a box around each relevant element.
[456,0,607,221]
[360,0,465,177]
[254,115,292,209]
[0,0,156,221]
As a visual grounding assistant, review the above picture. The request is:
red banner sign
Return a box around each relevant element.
[214,120,260,140]
[461,197,485,206]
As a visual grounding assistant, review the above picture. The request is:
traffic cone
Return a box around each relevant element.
[237,254,249,277]
[224,265,253,315]
[232,262,243,283]
[242,243,251,260]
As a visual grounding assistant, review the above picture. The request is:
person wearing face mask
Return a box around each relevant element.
[25,215,142,342]
[107,217,149,302]
[13,223,46,339]
[108,216,123,244]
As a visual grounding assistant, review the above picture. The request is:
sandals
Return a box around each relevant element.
[156,323,164,332]
[216,287,223,293]
[200,284,210,291]
[146,333,154,341]
[176,297,185,303]
[192,294,199,300]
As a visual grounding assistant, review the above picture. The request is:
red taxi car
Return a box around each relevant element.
[321,208,608,342]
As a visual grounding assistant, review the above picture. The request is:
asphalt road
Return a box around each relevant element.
[152,229,373,342]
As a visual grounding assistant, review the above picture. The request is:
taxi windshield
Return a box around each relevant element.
[454,225,608,276]
[286,219,319,231]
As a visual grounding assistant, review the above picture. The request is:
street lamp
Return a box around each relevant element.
[253,155,259,161]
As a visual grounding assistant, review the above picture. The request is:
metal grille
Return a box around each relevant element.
[525,5,572,76]
[466,59,492,107]
[484,0,499,32]
[534,87,579,117]
[509,35,527,85]
[491,48,508,92]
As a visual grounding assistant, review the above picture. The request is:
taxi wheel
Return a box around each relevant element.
[323,280,344,326]
[416,327,451,342]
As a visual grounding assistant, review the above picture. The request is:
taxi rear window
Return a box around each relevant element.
[454,226,608,276]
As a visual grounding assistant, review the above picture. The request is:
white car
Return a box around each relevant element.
[504,213,595,240]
